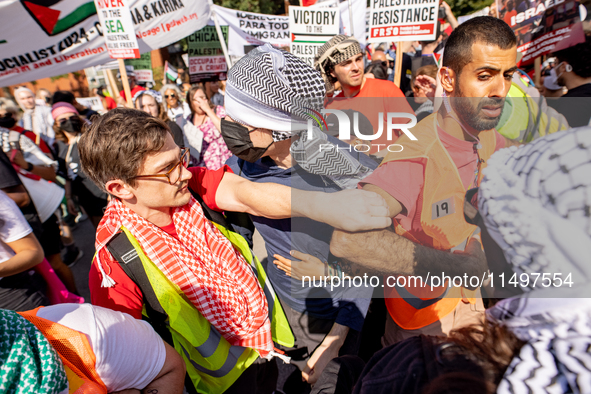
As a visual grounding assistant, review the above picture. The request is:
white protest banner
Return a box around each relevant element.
[311,0,367,48]
[214,5,289,60]
[0,0,210,87]
[457,7,490,24]
[94,0,139,58]
[187,22,229,83]
[290,6,340,67]
[339,0,367,49]
[368,0,439,43]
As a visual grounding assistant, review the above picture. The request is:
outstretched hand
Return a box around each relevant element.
[273,251,326,280]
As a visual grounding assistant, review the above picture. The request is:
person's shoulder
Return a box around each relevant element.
[363,78,405,97]
[225,155,241,172]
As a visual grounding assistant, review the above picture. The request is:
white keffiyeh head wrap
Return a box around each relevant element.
[479,127,591,394]
[225,43,372,190]
[225,43,325,133]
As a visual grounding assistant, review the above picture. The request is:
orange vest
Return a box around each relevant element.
[381,113,496,330]
[18,307,107,394]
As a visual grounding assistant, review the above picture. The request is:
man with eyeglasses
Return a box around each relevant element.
[78,108,391,393]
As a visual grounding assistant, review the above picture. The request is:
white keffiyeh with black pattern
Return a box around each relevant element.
[479,127,591,394]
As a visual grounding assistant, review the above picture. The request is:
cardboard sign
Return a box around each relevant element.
[187,23,229,83]
[125,52,152,82]
[289,6,340,67]
[498,0,585,65]
[368,0,439,42]
[94,0,140,58]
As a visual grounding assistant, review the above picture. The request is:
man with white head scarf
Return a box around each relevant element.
[14,87,55,146]
[222,43,379,388]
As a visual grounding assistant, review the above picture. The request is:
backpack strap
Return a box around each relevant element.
[189,186,255,249]
[106,231,173,345]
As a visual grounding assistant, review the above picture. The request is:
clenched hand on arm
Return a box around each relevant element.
[330,184,487,284]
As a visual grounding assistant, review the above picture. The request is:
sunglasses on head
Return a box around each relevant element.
[165,94,177,99]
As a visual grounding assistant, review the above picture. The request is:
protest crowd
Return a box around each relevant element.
[1,0,591,392]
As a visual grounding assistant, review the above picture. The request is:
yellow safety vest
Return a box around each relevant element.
[380,113,496,329]
[497,82,569,142]
[117,224,294,394]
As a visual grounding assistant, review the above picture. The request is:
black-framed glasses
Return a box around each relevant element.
[164,94,177,99]
[132,148,190,185]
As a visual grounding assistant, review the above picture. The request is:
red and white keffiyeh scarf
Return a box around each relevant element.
[95,197,273,355]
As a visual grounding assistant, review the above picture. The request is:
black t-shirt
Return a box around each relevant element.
[0,149,20,190]
[56,140,107,200]
[547,84,591,127]
[0,149,43,237]
[562,83,591,98]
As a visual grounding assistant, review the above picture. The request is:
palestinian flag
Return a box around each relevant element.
[165,62,178,82]
[432,52,442,68]
[21,0,96,36]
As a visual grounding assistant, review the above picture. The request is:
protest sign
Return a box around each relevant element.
[498,0,585,64]
[94,0,139,59]
[187,23,229,83]
[368,0,439,42]
[76,96,105,112]
[125,52,152,82]
[289,6,340,66]
[0,0,210,87]
[214,5,290,60]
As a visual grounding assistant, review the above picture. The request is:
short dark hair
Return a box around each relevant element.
[364,61,388,80]
[554,35,591,78]
[79,108,168,192]
[442,16,517,75]
[52,90,76,105]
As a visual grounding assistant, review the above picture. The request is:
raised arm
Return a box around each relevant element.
[215,172,392,232]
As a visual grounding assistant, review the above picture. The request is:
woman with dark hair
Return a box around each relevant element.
[186,84,231,170]
[133,90,185,148]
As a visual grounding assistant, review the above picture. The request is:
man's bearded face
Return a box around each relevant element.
[454,83,505,131]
